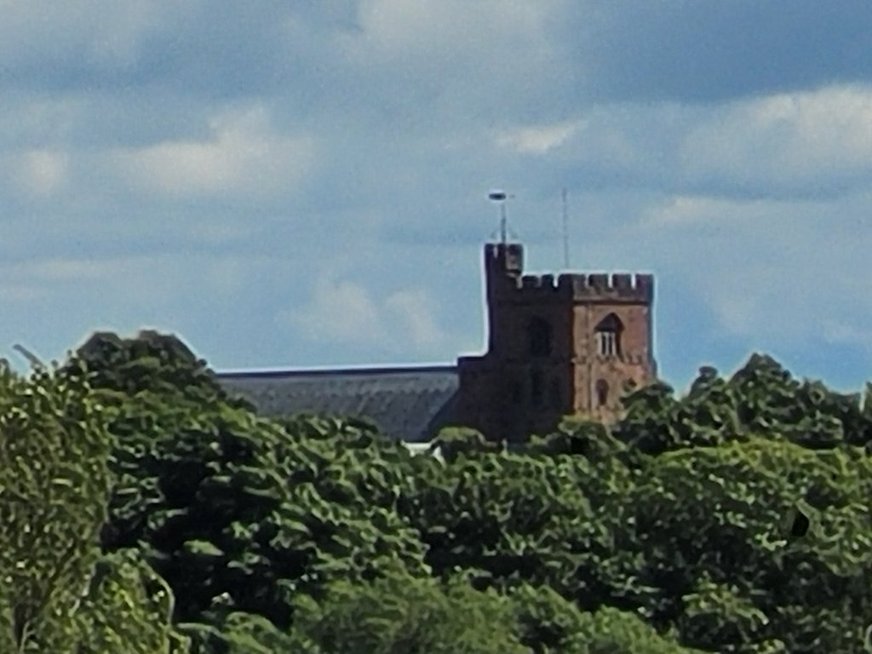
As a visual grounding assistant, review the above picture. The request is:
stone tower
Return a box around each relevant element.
[455,241,656,442]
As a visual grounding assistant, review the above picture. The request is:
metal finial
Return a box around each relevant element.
[488,190,514,244]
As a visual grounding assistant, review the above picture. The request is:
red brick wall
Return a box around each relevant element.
[456,243,656,441]
[571,302,655,422]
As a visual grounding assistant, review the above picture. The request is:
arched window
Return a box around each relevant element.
[527,317,552,357]
[596,379,609,407]
[595,313,623,358]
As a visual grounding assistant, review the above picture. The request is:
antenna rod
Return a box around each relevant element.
[561,187,570,268]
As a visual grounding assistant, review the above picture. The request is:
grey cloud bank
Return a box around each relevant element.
[2,1,872,392]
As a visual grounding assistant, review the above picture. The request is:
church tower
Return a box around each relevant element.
[455,241,656,442]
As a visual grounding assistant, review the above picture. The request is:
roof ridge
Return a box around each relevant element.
[217,364,457,380]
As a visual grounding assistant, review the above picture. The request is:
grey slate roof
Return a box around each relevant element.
[217,365,459,443]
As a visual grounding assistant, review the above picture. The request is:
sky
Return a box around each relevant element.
[3,0,872,393]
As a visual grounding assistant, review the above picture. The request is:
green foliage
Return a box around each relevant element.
[432,425,501,462]
[397,445,637,608]
[618,355,872,454]
[0,362,111,651]
[527,417,625,460]
[71,551,191,653]
[620,438,872,652]
[0,361,187,653]
[290,567,529,654]
[74,332,428,632]
[512,584,702,654]
[730,354,858,449]
[181,612,304,654]
[35,332,872,652]
[72,330,234,402]
[615,380,685,454]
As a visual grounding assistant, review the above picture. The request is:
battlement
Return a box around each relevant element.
[483,242,653,302]
[484,242,524,261]
[506,272,653,303]
[484,242,524,278]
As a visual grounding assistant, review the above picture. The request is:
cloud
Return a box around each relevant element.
[679,85,872,195]
[0,283,46,303]
[822,320,872,349]
[10,149,69,197]
[108,105,318,198]
[621,190,872,363]
[331,0,571,129]
[1,1,872,391]
[490,85,872,201]
[0,1,190,89]
[563,0,872,102]
[350,0,557,57]
[287,276,446,353]
[289,277,385,346]
[385,289,444,347]
[496,121,582,155]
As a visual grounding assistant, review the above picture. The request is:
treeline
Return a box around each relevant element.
[3,331,872,652]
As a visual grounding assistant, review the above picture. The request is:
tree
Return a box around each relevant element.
[290,567,529,654]
[58,332,872,652]
[72,332,429,635]
[0,361,187,652]
[626,439,872,652]
[511,584,701,654]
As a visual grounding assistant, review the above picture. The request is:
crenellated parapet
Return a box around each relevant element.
[570,272,653,302]
[484,242,524,260]
[498,271,653,303]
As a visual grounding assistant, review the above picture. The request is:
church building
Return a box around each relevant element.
[219,241,657,443]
